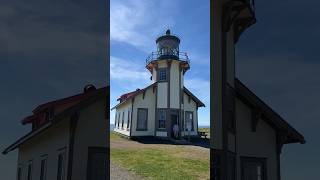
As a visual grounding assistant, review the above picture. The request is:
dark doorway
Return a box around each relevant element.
[170,113,179,139]
[241,157,267,180]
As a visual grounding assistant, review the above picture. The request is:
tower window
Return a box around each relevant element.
[158,68,167,81]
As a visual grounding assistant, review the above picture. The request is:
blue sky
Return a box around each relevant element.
[110,0,210,126]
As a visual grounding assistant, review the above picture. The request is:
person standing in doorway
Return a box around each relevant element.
[173,124,179,139]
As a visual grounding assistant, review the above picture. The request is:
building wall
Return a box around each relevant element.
[236,98,278,180]
[157,83,167,108]
[17,118,70,180]
[113,101,132,136]
[170,60,180,109]
[182,92,198,136]
[71,97,108,180]
[131,87,156,136]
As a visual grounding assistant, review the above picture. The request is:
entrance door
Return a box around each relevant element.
[171,113,179,138]
[87,147,108,180]
[241,157,266,180]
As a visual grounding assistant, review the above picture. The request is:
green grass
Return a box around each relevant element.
[198,128,210,134]
[111,148,209,180]
[110,132,122,140]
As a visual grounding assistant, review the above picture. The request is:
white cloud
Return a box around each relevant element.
[110,0,176,51]
[110,56,149,81]
[110,56,151,92]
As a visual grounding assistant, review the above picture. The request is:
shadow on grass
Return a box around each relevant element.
[129,136,210,149]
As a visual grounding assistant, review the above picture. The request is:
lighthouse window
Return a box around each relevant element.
[158,68,167,81]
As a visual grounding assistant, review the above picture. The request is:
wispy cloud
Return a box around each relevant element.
[110,0,176,51]
[110,56,150,86]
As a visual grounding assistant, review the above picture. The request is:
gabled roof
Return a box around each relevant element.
[111,83,205,110]
[2,86,108,155]
[235,79,305,144]
[183,87,205,107]
[111,83,157,110]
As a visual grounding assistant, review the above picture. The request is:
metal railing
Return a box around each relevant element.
[146,51,190,65]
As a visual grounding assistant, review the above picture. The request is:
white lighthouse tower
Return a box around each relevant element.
[146,29,190,138]
[112,29,203,139]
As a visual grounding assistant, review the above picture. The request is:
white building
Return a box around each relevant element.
[2,85,108,180]
[212,0,305,180]
[112,30,205,139]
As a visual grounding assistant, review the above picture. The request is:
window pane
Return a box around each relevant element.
[40,159,47,180]
[158,110,166,128]
[27,163,32,180]
[159,69,167,81]
[57,153,65,180]
[17,167,22,180]
[137,109,147,130]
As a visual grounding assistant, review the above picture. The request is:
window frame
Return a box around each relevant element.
[121,111,125,129]
[158,109,166,129]
[136,108,148,131]
[57,150,66,180]
[185,111,194,131]
[240,156,267,180]
[27,160,33,180]
[40,155,48,180]
[17,164,22,180]
[127,110,130,130]
[157,68,167,82]
[117,112,120,128]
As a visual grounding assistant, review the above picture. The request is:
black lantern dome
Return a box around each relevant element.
[155,29,180,60]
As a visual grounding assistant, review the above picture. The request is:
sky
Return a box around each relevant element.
[236,0,320,179]
[0,0,108,179]
[110,0,210,126]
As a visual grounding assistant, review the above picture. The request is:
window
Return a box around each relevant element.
[158,68,167,81]
[17,166,22,180]
[57,152,66,180]
[114,113,117,127]
[121,112,125,129]
[137,108,148,131]
[87,147,108,180]
[241,157,266,180]
[185,111,194,131]
[228,154,236,180]
[40,158,47,180]
[227,85,236,133]
[127,110,130,129]
[27,161,32,180]
[117,112,120,128]
[158,110,166,129]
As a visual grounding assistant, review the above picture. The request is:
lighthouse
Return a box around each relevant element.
[112,29,204,139]
[146,29,191,137]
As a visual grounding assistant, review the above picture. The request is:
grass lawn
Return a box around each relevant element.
[110,132,209,180]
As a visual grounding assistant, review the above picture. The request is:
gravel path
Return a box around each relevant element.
[110,161,147,180]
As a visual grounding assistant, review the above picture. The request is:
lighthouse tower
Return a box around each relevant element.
[146,29,190,138]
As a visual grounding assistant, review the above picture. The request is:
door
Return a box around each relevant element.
[87,147,108,180]
[241,157,267,180]
[170,113,179,138]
